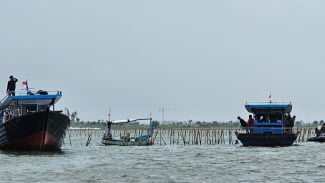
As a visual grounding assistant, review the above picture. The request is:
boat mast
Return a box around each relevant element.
[149,113,153,135]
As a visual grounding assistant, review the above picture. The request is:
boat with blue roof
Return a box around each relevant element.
[0,83,70,151]
[235,101,299,147]
[102,115,154,146]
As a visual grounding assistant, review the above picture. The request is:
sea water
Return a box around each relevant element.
[0,135,324,183]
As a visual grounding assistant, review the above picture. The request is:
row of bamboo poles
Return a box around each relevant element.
[66,127,317,146]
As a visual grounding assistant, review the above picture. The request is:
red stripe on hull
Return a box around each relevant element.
[2,131,62,151]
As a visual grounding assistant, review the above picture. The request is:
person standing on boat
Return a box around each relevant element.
[6,75,18,96]
[315,123,325,136]
[247,115,254,133]
[237,116,248,128]
[106,121,113,139]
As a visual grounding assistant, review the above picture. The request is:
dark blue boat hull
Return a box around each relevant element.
[236,133,298,147]
[0,111,70,151]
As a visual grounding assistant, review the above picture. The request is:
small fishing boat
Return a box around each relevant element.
[0,84,70,151]
[235,102,299,147]
[307,124,325,142]
[102,117,154,146]
[307,133,325,143]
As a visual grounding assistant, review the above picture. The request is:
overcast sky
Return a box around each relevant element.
[1,1,325,123]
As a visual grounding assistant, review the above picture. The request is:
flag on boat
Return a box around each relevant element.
[22,79,29,91]
[268,94,272,99]
[22,80,28,86]
[108,111,111,121]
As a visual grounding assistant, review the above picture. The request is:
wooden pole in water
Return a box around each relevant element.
[177,130,180,145]
[194,129,197,144]
[169,129,172,145]
[208,129,211,144]
[86,134,91,146]
[228,129,232,144]
[198,130,202,145]
[159,129,162,145]
[301,128,307,142]
[161,130,167,145]
[189,130,192,145]
[182,129,186,145]
[205,129,208,144]
[67,128,72,146]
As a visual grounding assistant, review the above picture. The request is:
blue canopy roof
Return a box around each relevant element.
[245,102,292,113]
[0,91,62,110]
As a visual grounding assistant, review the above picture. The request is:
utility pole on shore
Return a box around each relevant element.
[158,108,165,124]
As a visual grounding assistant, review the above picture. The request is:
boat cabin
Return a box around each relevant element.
[245,102,293,134]
[0,91,62,124]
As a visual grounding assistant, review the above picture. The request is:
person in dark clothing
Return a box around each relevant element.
[237,116,248,127]
[106,121,113,139]
[315,123,325,137]
[237,115,254,133]
[6,75,18,96]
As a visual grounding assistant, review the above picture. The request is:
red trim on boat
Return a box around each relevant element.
[1,131,61,151]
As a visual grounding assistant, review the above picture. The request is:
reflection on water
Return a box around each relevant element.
[1,136,324,183]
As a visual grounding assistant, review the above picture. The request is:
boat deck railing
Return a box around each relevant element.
[0,90,62,104]
[245,101,292,105]
[236,126,299,134]
[14,90,62,96]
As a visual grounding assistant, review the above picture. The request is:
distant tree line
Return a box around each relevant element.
[70,114,324,129]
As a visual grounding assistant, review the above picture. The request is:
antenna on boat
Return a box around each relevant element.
[108,108,111,122]
[268,94,272,103]
[149,112,153,135]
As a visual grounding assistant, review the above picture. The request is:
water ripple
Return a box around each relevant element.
[1,139,325,182]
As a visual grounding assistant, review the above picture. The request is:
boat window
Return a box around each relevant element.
[255,114,265,122]
[255,114,269,122]
[25,104,37,112]
[38,105,49,111]
[269,114,282,122]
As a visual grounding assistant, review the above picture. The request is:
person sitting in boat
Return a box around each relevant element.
[315,123,325,137]
[289,115,296,127]
[284,114,295,133]
[3,108,11,122]
[121,133,131,142]
[285,114,296,127]
[2,110,7,123]
[285,114,291,126]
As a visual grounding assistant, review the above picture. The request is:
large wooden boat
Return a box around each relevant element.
[235,102,299,147]
[102,117,154,146]
[0,90,70,151]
